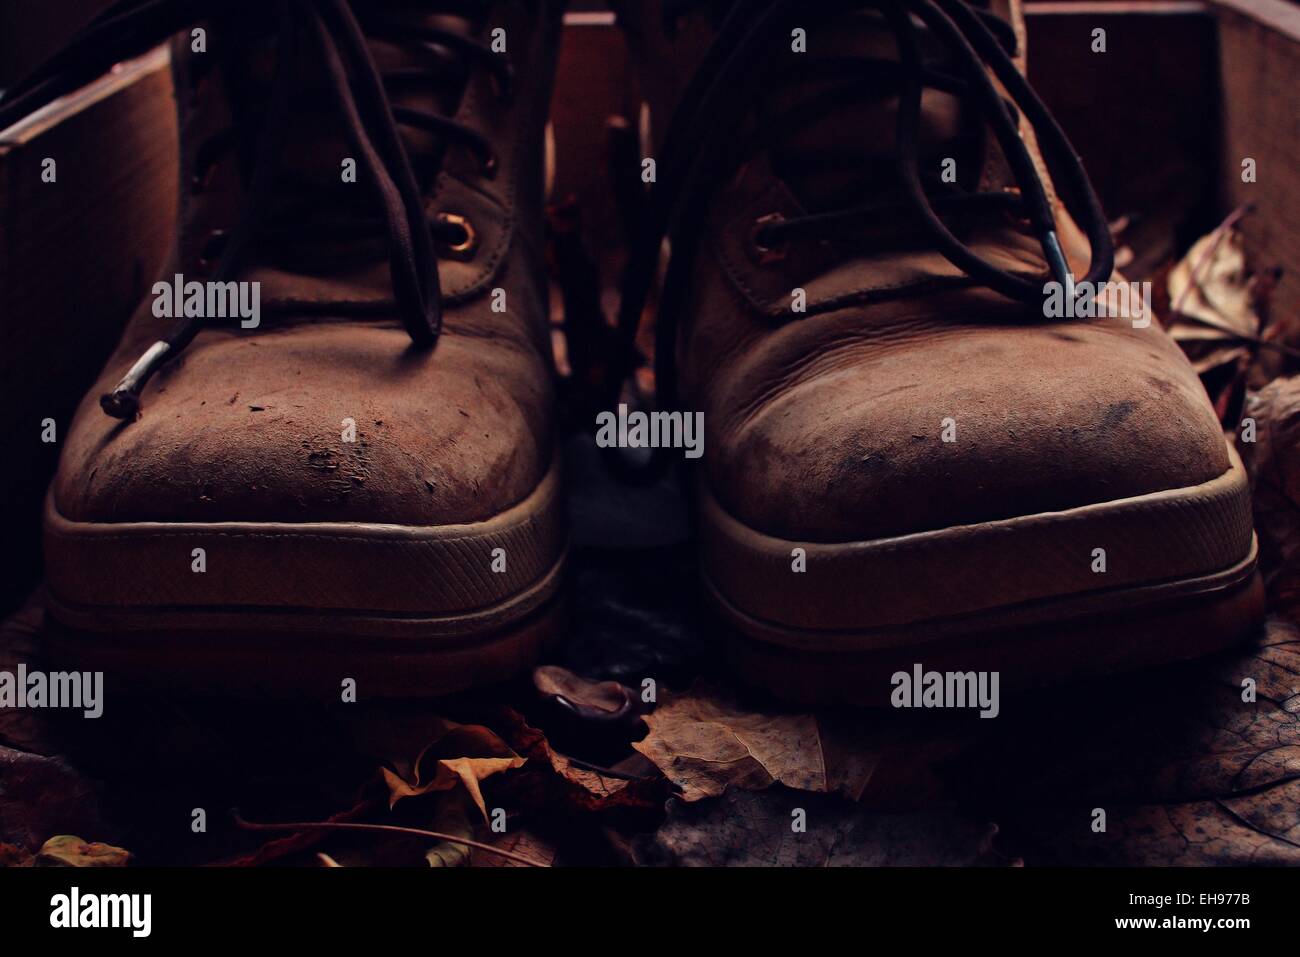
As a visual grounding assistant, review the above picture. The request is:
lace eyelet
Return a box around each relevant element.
[481,153,498,179]
[434,212,478,261]
[749,213,789,265]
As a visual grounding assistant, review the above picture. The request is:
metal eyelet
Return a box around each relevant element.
[749,213,789,265]
[434,212,478,261]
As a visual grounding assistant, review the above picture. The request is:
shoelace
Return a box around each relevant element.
[0,0,509,419]
[614,0,1115,421]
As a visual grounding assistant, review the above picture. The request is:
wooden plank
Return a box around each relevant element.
[1212,0,1300,331]
[550,13,638,252]
[0,47,177,616]
[1028,2,1209,14]
[1211,0,1300,38]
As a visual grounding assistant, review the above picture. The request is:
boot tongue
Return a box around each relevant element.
[216,10,480,268]
[758,8,979,212]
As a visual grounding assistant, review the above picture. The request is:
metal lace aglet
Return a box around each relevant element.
[1041,229,1073,293]
[100,340,171,419]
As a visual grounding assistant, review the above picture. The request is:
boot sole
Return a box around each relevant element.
[701,441,1263,705]
[42,456,566,698]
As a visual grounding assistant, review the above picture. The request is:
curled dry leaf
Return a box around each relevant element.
[381,723,525,820]
[35,835,131,867]
[1167,222,1260,377]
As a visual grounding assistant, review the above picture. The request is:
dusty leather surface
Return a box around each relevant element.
[664,0,1231,543]
[683,255,1229,543]
[52,2,564,527]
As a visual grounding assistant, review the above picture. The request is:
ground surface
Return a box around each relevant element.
[2,437,1299,868]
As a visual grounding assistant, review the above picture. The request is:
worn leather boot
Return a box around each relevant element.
[616,0,1263,703]
[4,1,566,696]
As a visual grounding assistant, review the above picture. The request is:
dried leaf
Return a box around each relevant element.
[35,835,131,867]
[493,708,664,813]
[633,684,825,801]
[1166,220,1263,414]
[0,843,34,867]
[1168,226,1260,348]
[470,829,558,868]
[380,723,525,820]
[535,747,636,805]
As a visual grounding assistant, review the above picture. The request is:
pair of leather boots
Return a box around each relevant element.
[5,0,1262,704]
